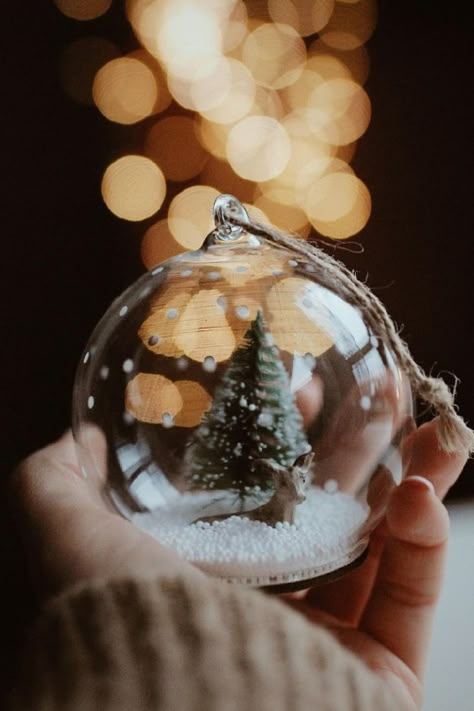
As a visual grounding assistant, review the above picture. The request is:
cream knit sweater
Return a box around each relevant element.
[10,574,407,711]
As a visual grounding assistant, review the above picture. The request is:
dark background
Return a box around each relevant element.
[1,0,472,695]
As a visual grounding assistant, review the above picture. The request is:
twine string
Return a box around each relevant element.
[229,214,474,455]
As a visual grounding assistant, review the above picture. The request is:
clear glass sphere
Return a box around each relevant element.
[73,232,414,589]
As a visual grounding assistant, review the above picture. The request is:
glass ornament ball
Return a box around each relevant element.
[73,199,414,590]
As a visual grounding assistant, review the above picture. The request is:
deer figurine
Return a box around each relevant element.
[195,451,314,527]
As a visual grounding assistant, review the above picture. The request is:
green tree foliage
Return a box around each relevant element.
[185,311,309,496]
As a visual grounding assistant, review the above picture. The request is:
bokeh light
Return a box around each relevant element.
[140,220,184,269]
[145,116,208,182]
[174,289,236,362]
[93,57,158,124]
[242,22,306,90]
[125,374,182,424]
[319,0,377,50]
[227,116,291,181]
[168,186,220,249]
[200,158,256,204]
[267,0,335,37]
[129,49,173,114]
[101,156,166,221]
[54,0,112,21]
[305,172,371,238]
[64,0,377,243]
[173,381,212,427]
[200,59,256,124]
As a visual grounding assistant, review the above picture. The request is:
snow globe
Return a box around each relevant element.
[73,195,414,590]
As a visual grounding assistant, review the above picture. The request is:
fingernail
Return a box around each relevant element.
[404,475,435,495]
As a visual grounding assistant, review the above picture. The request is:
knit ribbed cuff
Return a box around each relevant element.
[10,573,404,711]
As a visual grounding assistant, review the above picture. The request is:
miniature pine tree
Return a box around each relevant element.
[185,310,309,497]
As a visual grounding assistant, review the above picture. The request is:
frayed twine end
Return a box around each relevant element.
[437,413,474,456]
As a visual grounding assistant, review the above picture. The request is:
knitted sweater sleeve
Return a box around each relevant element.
[10,574,406,711]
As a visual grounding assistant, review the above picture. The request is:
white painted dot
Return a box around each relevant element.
[123,358,134,374]
[87,395,95,410]
[119,305,128,317]
[203,356,217,373]
[288,259,298,267]
[162,412,174,428]
[272,268,284,276]
[324,479,338,494]
[235,305,250,319]
[100,365,110,380]
[180,269,192,277]
[140,286,152,298]
[248,235,260,248]
[166,308,179,320]
[152,266,164,275]
[235,265,248,273]
[207,271,221,281]
[360,395,371,411]
[305,264,316,273]
[302,297,313,308]
[83,351,90,365]
[176,356,189,371]
[123,411,135,425]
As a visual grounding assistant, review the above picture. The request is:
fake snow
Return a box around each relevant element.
[132,487,369,586]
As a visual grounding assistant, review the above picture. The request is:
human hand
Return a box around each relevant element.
[10,420,467,711]
[283,419,468,709]
[10,428,203,598]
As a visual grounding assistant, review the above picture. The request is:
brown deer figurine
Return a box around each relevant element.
[195,451,314,527]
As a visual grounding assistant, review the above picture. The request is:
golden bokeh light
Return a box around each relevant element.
[125,374,182,425]
[129,49,173,114]
[295,156,354,208]
[68,0,377,248]
[145,116,208,182]
[157,5,223,81]
[200,59,256,124]
[139,288,191,358]
[54,0,112,21]
[174,289,236,362]
[308,78,371,145]
[227,116,291,181]
[196,118,232,160]
[242,22,306,90]
[319,0,377,51]
[267,0,335,37]
[222,0,248,52]
[168,186,220,249]
[93,57,158,124]
[261,121,334,195]
[140,220,185,270]
[167,57,232,112]
[173,381,211,427]
[305,172,371,239]
[254,189,310,235]
[309,41,370,85]
[251,85,285,120]
[59,37,120,105]
[283,66,326,112]
[200,158,256,204]
[101,156,166,221]
[266,278,334,356]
